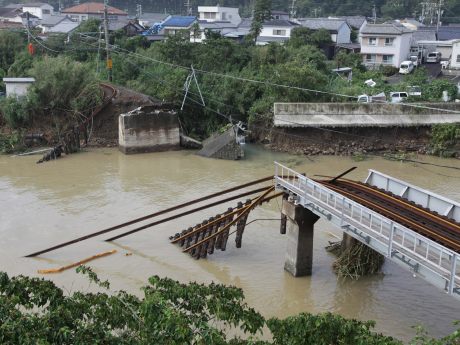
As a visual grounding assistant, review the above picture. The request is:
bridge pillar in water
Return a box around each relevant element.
[282,199,319,277]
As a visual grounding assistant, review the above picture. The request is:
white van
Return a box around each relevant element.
[390,92,408,103]
[399,61,415,74]
[426,52,441,63]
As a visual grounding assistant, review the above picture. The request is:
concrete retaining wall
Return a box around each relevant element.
[119,105,180,154]
[274,102,460,127]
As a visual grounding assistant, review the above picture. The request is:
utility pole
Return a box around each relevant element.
[372,4,377,24]
[26,11,30,43]
[436,0,443,34]
[136,4,142,18]
[103,0,112,82]
[290,0,296,19]
[184,0,192,16]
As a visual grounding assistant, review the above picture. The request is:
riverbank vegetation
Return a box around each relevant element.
[1,267,458,344]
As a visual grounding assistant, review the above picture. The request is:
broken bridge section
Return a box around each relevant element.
[274,162,460,300]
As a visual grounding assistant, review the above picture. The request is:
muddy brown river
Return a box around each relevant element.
[1,145,459,341]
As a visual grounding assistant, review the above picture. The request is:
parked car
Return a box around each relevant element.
[399,61,415,74]
[390,91,409,103]
[426,51,441,63]
[409,55,421,67]
[357,92,386,103]
[407,86,422,97]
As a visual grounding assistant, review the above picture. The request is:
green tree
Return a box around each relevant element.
[0,31,25,72]
[250,0,272,43]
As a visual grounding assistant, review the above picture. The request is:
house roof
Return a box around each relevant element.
[39,15,69,26]
[332,16,366,29]
[296,18,347,32]
[22,3,53,8]
[48,21,80,33]
[257,36,289,42]
[198,20,237,29]
[238,18,252,28]
[263,19,298,27]
[3,77,35,83]
[271,10,289,15]
[0,7,21,18]
[108,20,143,31]
[162,16,196,28]
[361,23,413,35]
[437,26,460,41]
[412,27,436,42]
[62,2,127,15]
[5,4,23,9]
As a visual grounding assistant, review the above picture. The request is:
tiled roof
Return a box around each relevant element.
[0,7,21,18]
[162,16,196,28]
[334,16,366,29]
[139,12,169,23]
[296,18,347,32]
[198,20,237,29]
[62,2,127,15]
[39,15,69,26]
[263,19,298,27]
[23,2,53,8]
[437,26,460,41]
[238,18,252,28]
[412,27,436,42]
[361,23,413,35]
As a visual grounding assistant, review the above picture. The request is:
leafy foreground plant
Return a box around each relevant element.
[0,267,459,345]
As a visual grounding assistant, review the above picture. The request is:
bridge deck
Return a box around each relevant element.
[274,162,460,299]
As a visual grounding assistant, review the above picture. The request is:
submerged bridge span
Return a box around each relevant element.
[274,162,460,300]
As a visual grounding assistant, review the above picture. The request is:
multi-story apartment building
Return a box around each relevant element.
[359,23,413,68]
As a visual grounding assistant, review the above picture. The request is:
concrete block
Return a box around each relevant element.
[119,105,180,154]
[282,200,319,276]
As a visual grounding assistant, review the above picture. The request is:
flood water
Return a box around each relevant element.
[1,145,460,341]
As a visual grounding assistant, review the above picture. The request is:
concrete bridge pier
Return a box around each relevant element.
[282,199,319,277]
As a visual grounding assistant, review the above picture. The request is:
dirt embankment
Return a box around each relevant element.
[250,124,441,157]
[87,85,159,147]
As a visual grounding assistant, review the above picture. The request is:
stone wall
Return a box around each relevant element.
[197,127,244,160]
[118,105,180,154]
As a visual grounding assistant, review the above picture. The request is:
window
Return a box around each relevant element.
[221,12,226,20]
[204,12,216,19]
[365,54,376,62]
[384,37,394,46]
[274,15,280,19]
[273,29,286,36]
[368,37,377,46]
[382,55,393,64]
[42,9,50,14]
[457,54,460,63]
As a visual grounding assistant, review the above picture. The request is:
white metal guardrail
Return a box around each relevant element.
[274,162,460,298]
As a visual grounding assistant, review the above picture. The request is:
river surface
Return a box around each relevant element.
[1,145,460,341]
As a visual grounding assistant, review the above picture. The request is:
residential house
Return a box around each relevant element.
[331,16,367,32]
[257,19,299,45]
[415,39,455,60]
[197,6,241,26]
[38,15,77,33]
[161,16,196,37]
[295,18,351,44]
[0,7,39,27]
[138,12,170,28]
[191,20,238,43]
[61,2,128,23]
[359,23,413,68]
[109,21,145,36]
[22,3,54,20]
[223,18,251,41]
[410,26,436,59]
[450,39,460,69]
[271,10,290,20]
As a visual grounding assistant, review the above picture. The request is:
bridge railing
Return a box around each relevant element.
[274,162,459,297]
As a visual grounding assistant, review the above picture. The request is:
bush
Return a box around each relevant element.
[0,96,31,128]
[425,79,458,101]
[380,65,398,76]
[430,123,460,157]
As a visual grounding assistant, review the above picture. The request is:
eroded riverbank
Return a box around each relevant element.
[1,145,459,341]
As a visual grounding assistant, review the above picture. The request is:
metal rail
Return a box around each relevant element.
[274,162,460,299]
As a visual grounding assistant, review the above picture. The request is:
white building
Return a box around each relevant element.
[257,20,299,45]
[2,78,35,98]
[197,6,241,26]
[191,21,238,43]
[22,3,54,20]
[451,39,460,69]
[359,23,413,68]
